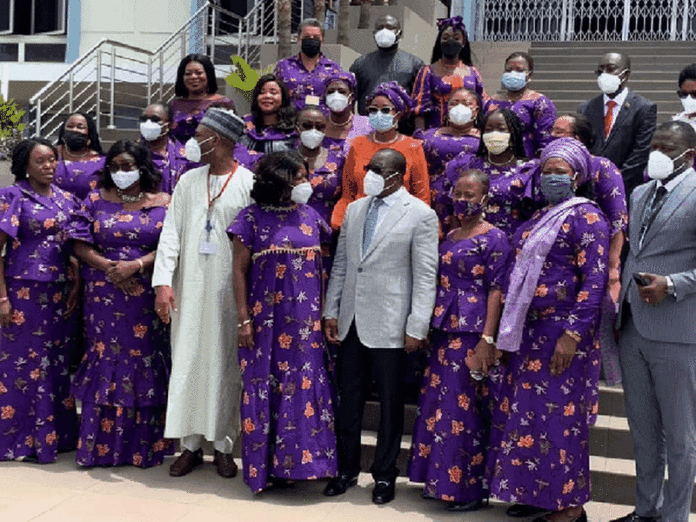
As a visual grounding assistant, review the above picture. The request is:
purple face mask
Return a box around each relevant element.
[453,198,484,217]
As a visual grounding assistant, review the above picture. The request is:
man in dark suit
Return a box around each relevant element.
[578,52,657,198]
[613,121,696,522]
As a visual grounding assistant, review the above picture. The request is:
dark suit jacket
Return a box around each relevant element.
[578,90,657,198]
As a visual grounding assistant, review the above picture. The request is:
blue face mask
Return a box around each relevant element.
[540,174,575,205]
[501,71,527,92]
[369,111,395,132]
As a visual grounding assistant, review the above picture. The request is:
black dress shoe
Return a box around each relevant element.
[532,508,587,522]
[323,474,358,496]
[507,504,549,518]
[448,498,488,512]
[609,512,660,522]
[372,479,396,504]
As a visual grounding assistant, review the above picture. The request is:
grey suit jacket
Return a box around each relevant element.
[578,90,657,197]
[324,188,439,348]
[617,168,696,344]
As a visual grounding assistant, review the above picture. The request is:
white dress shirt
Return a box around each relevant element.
[603,87,629,136]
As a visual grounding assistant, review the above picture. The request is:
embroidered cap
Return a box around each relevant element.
[200,108,246,143]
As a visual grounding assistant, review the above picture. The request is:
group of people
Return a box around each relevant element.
[1,11,696,522]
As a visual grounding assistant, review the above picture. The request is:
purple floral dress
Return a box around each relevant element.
[412,65,488,130]
[69,190,172,468]
[149,139,195,194]
[489,201,609,510]
[409,227,512,503]
[485,94,557,159]
[274,54,344,111]
[0,181,79,462]
[236,115,297,171]
[444,154,535,237]
[170,96,235,144]
[322,115,372,156]
[54,156,106,200]
[227,203,337,493]
[417,128,480,227]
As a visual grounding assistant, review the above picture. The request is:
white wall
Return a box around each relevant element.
[79,0,193,54]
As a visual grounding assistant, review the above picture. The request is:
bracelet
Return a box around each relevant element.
[238,318,252,328]
[136,258,144,273]
[565,330,582,343]
[0,297,8,303]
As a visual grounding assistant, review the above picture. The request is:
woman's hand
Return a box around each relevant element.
[64,280,81,317]
[107,260,139,284]
[114,277,141,297]
[550,332,578,376]
[238,322,254,348]
[0,299,11,327]
[474,338,497,375]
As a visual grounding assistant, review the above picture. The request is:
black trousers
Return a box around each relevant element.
[335,322,406,481]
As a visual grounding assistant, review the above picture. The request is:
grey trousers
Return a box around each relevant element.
[618,318,696,522]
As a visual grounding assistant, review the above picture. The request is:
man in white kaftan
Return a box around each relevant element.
[152,108,253,478]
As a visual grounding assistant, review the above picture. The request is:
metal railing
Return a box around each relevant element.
[474,0,696,42]
[28,0,279,141]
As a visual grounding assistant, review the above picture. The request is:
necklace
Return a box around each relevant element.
[330,113,353,128]
[372,132,400,144]
[64,147,89,160]
[487,153,515,167]
[117,189,143,202]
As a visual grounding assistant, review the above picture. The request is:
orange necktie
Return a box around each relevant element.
[604,100,617,137]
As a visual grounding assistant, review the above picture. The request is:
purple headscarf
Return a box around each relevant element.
[323,71,357,93]
[367,81,415,114]
[540,138,592,186]
[437,16,468,38]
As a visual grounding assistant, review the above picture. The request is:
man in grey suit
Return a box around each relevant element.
[322,148,438,504]
[578,52,657,198]
[614,121,696,522]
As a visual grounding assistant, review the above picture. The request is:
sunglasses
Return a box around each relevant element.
[367,106,395,115]
[677,90,696,99]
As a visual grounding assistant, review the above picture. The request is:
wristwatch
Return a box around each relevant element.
[481,335,496,346]
[666,276,676,297]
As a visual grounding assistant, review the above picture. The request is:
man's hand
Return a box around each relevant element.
[636,273,668,306]
[550,332,578,376]
[155,285,177,324]
[323,318,339,344]
[404,334,422,353]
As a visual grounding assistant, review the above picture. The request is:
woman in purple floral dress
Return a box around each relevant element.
[409,169,512,511]
[490,139,610,522]
[485,52,557,159]
[237,74,298,171]
[321,71,371,156]
[69,140,172,468]
[0,138,80,463]
[444,109,535,236]
[54,112,106,200]
[417,87,481,226]
[229,151,337,493]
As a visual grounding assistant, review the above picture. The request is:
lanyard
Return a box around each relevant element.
[205,162,237,239]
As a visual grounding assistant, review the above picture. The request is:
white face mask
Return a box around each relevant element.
[140,120,164,142]
[597,71,625,95]
[374,28,397,48]
[681,95,696,115]
[299,129,325,150]
[363,170,400,197]
[448,105,473,126]
[482,131,511,155]
[647,149,691,180]
[291,181,313,204]
[326,92,350,113]
[184,136,214,163]
[111,169,140,190]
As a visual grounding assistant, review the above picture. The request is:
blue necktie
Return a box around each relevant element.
[362,198,383,254]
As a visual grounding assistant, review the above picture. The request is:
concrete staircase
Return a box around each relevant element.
[528,41,696,122]
[358,384,696,512]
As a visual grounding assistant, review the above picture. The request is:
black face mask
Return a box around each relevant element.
[441,40,463,59]
[301,38,321,58]
[63,131,89,151]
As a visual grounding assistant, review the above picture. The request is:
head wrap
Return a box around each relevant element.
[367,81,415,114]
[437,16,468,38]
[323,71,357,93]
[540,138,592,186]
[200,108,245,143]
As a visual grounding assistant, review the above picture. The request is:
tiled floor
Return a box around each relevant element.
[4,451,691,522]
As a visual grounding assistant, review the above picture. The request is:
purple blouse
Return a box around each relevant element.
[485,94,557,159]
[0,181,79,282]
[239,114,298,170]
[54,156,106,201]
[274,53,344,111]
[431,227,512,333]
[149,139,195,194]
[170,96,236,144]
[322,114,372,156]
[303,148,346,225]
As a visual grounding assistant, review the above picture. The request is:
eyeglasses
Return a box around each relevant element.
[363,165,399,176]
[367,106,394,115]
[677,90,696,99]
[107,162,138,173]
[139,115,166,123]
